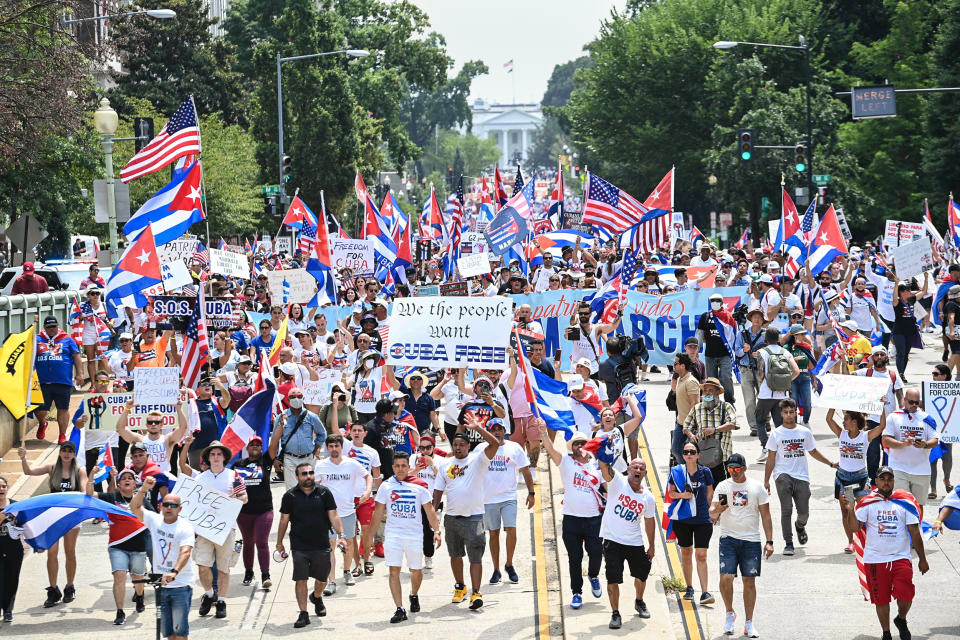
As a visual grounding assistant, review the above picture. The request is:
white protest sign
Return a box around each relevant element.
[161,260,194,292]
[209,248,250,280]
[303,368,341,406]
[172,475,243,545]
[275,236,292,254]
[133,367,180,406]
[331,238,375,274]
[883,220,924,247]
[891,238,933,279]
[264,268,318,305]
[461,232,489,255]
[457,252,492,278]
[386,296,512,369]
[923,381,960,443]
[813,373,890,414]
[159,234,198,266]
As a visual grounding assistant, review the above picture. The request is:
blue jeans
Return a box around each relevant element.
[705,355,735,404]
[718,536,761,577]
[160,586,192,638]
[791,372,812,423]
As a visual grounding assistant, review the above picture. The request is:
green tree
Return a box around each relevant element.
[529,56,593,169]
[109,0,247,125]
[542,56,592,108]
[922,0,960,216]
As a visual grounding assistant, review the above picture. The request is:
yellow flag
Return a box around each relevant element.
[268,316,288,367]
[0,326,43,419]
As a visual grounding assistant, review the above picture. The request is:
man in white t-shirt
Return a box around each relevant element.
[754,327,799,461]
[315,434,371,595]
[132,475,196,640]
[855,346,904,482]
[108,332,135,386]
[116,399,188,477]
[709,454,774,638]
[432,415,499,610]
[762,399,837,556]
[364,451,440,624]
[841,466,929,640]
[482,418,534,586]
[343,422,382,576]
[596,452,657,630]
[882,389,940,506]
[540,426,605,609]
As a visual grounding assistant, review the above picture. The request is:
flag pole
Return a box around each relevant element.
[19,314,39,446]
[188,95,212,247]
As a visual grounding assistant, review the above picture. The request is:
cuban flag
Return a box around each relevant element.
[68,408,86,453]
[774,187,802,253]
[688,225,706,248]
[6,493,146,551]
[362,195,398,275]
[662,465,697,541]
[534,230,594,252]
[923,199,944,251]
[283,195,310,231]
[493,164,510,207]
[949,198,960,247]
[734,227,751,249]
[570,383,603,422]
[785,200,817,258]
[220,378,276,457]
[807,205,848,276]
[123,161,205,246]
[92,443,114,485]
[104,223,163,318]
[926,486,960,537]
[517,342,575,440]
[610,385,646,421]
[131,458,171,492]
[642,167,673,217]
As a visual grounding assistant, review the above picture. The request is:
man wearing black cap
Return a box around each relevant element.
[710,453,774,638]
[841,466,929,640]
[34,314,83,442]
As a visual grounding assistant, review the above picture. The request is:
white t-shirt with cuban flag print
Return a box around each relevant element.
[856,500,918,563]
[375,476,432,542]
[559,455,604,517]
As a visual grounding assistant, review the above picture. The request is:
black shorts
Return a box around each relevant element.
[39,383,72,411]
[950,340,960,356]
[603,539,651,584]
[672,521,714,549]
[292,549,331,582]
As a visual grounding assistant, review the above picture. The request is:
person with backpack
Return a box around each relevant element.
[680,378,739,483]
[735,308,768,438]
[754,327,800,463]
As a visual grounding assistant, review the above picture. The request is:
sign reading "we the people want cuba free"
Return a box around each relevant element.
[386,296,513,368]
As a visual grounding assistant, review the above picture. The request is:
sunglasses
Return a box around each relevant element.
[904,399,920,405]
[726,465,744,473]
[419,445,434,450]
[161,502,181,508]
[682,449,698,455]
[146,420,162,425]
[298,470,315,476]
[933,371,946,376]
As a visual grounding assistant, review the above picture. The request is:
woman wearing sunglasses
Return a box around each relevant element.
[666,441,715,606]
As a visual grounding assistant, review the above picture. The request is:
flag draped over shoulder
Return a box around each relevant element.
[0,326,43,419]
[852,489,920,600]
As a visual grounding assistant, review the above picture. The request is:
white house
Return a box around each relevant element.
[468,99,543,168]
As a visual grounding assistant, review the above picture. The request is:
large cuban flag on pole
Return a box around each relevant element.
[806,205,848,276]
[516,329,575,439]
[6,493,145,551]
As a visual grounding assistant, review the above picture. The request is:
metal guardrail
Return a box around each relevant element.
[0,290,80,336]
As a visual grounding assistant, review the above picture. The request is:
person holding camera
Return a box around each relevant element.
[568,301,622,374]
[709,454,775,638]
[456,376,506,450]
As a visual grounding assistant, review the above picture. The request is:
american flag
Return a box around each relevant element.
[582,172,650,233]
[511,164,524,196]
[297,204,319,254]
[800,201,817,244]
[193,241,209,266]
[445,176,465,281]
[180,289,209,389]
[120,97,202,183]
[618,249,639,304]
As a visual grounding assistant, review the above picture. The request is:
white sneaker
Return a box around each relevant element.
[343,570,355,586]
[756,451,768,463]
[745,620,759,637]
[322,581,336,596]
[424,557,433,570]
[724,611,736,635]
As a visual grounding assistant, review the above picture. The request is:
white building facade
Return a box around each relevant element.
[468,99,542,168]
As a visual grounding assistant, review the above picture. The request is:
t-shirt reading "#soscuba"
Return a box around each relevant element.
[600,473,656,547]
[375,476,432,542]
[766,425,817,483]
[856,500,918,563]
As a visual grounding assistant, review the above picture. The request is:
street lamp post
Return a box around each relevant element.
[61,8,176,27]
[276,49,370,206]
[93,98,119,266]
[714,37,814,205]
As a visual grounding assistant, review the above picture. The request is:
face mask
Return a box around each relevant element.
[702,395,715,403]
[289,397,304,409]
[363,360,374,370]
[710,301,722,311]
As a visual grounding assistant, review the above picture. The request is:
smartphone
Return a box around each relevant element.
[567,327,581,341]
[554,349,562,361]
[842,484,856,505]
[719,493,728,506]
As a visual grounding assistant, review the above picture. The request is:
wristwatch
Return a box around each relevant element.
[765,540,774,546]
[170,568,180,575]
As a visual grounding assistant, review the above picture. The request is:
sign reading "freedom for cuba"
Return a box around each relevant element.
[625,287,749,365]
[387,296,513,368]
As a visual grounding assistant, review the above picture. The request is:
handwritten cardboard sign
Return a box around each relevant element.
[458,252,492,278]
[264,268,318,305]
[812,373,890,414]
[209,248,250,280]
[891,238,933,279]
[133,367,180,406]
[331,238,375,274]
[923,381,960,443]
[172,475,243,545]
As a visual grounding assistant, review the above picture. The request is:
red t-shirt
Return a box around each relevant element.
[12,274,49,294]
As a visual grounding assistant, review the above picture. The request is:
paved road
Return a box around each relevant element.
[7,333,960,639]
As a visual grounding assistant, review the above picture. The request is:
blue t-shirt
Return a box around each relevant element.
[668,464,714,525]
[250,334,275,358]
[36,333,80,386]
[190,397,224,451]
[230,330,250,352]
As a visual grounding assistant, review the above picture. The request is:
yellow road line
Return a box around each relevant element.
[636,425,704,640]
[532,475,552,639]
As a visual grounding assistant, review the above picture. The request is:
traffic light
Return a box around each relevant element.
[794,143,807,172]
[263,195,279,217]
[281,155,292,182]
[134,118,154,152]
[737,128,754,162]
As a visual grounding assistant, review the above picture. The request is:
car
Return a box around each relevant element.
[0,260,98,296]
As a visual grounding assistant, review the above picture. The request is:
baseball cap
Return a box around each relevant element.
[566,378,585,392]
[116,468,137,482]
[950,285,960,298]
[725,453,747,467]
[841,319,859,331]
[685,336,700,347]
[876,465,895,479]
[119,332,133,341]
[237,355,252,364]
[386,389,406,401]
[486,417,506,430]
[790,323,808,335]
[130,442,148,453]
[43,315,59,327]
[871,345,888,355]
[758,274,773,284]
[23,262,34,274]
